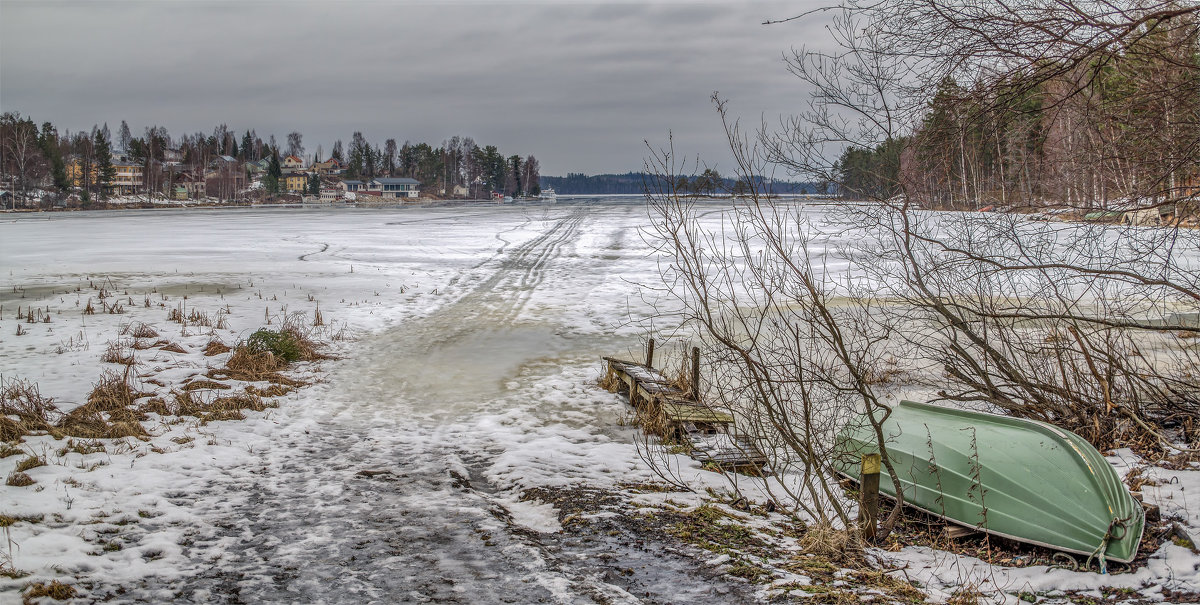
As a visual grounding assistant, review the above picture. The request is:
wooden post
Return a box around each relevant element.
[646,338,655,368]
[691,346,700,398]
[859,453,881,541]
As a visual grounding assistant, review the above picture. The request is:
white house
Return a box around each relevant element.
[367,177,420,199]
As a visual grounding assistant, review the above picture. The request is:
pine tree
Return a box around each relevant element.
[264,146,282,195]
[94,128,117,199]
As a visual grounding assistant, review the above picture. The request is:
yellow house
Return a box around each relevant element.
[282,173,308,193]
[66,157,143,194]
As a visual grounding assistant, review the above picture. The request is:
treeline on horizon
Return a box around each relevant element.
[833,15,1200,209]
[0,115,543,202]
[541,172,821,196]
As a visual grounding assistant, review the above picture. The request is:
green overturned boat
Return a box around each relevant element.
[833,400,1144,566]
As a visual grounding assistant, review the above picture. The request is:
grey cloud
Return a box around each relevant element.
[1,0,830,175]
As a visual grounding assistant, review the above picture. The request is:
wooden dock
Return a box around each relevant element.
[603,342,767,473]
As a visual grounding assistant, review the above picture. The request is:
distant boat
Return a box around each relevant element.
[833,400,1144,566]
[540,187,557,202]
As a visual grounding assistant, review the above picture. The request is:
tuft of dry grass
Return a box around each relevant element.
[182,379,231,392]
[946,583,986,605]
[57,370,148,439]
[158,342,188,354]
[0,443,23,458]
[798,522,865,567]
[210,344,306,387]
[23,579,78,602]
[0,378,57,441]
[169,389,273,424]
[13,455,44,473]
[186,308,212,327]
[5,472,34,487]
[121,322,159,339]
[100,340,136,365]
[203,338,232,356]
[245,384,292,397]
[138,397,170,416]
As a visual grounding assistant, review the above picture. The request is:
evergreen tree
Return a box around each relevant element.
[263,146,282,194]
[118,120,132,154]
[241,130,254,161]
[37,122,70,191]
[94,128,117,199]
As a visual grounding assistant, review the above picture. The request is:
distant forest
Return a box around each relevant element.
[541,172,823,196]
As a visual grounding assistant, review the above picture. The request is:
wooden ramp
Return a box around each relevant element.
[603,343,767,473]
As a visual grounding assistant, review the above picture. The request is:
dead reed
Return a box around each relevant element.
[100,340,136,366]
[121,322,159,339]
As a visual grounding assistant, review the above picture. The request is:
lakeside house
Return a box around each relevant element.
[205,155,247,199]
[312,159,342,176]
[339,179,364,194]
[366,177,420,199]
[174,170,206,199]
[319,187,341,203]
[282,172,308,194]
[245,158,270,175]
[282,155,305,172]
[67,157,145,195]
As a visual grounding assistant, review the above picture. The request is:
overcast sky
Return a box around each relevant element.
[0,1,829,175]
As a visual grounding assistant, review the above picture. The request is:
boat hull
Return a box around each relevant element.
[833,401,1144,564]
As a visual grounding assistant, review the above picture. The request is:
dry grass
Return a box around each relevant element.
[945,584,986,604]
[159,342,188,354]
[170,389,273,423]
[245,384,293,397]
[13,455,44,473]
[23,579,78,603]
[138,397,170,416]
[121,322,159,339]
[0,378,57,441]
[5,472,34,487]
[210,346,305,387]
[182,379,231,392]
[100,340,136,365]
[798,522,865,567]
[57,370,148,439]
[597,371,622,392]
[186,309,212,327]
[203,338,232,356]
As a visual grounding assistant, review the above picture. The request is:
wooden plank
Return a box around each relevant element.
[660,401,733,424]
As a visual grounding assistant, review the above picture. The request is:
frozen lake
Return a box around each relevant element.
[0,199,768,603]
[6,199,1199,603]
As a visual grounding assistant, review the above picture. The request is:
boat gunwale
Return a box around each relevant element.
[834,470,1146,564]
